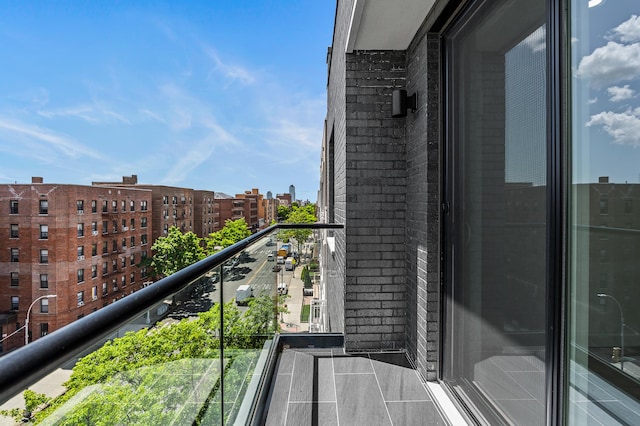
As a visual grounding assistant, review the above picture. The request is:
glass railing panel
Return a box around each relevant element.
[0,224,340,425]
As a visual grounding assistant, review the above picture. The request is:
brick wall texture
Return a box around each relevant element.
[326,1,441,380]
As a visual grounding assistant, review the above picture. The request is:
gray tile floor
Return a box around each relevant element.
[265,348,447,426]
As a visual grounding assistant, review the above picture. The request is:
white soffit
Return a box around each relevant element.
[346,0,436,52]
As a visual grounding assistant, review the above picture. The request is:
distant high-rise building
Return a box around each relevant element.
[266,191,272,200]
[289,185,295,203]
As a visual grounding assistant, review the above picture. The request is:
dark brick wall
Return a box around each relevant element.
[343,50,408,351]
[404,33,441,381]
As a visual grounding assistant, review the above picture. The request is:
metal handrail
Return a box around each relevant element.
[0,222,342,405]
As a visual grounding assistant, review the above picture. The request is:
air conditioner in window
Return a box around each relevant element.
[78,210,84,214]
[92,296,98,301]
[78,255,85,260]
[78,301,84,306]
[123,226,129,231]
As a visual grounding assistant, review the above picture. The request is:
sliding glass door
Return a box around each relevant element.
[443,0,549,424]
[567,0,640,424]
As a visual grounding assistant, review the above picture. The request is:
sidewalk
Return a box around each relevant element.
[279,266,308,333]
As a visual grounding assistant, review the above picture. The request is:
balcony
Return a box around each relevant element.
[0,223,459,425]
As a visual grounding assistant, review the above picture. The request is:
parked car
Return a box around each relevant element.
[272,265,282,272]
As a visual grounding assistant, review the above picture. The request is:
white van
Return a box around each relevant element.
[284,257,296,271]
[235,285,253,306]
[267,253,274,261]
[277,282,288,295]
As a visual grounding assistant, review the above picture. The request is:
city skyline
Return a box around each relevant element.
[0,1,334,202]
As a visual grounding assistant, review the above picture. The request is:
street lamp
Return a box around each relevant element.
[596,292,628,371]
[25,295,57,346]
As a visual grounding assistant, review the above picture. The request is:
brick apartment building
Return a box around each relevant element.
[1,177,151,352]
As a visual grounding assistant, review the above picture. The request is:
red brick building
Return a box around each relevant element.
[0,177,152,352]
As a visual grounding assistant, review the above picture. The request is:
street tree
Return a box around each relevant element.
[282,204,317,255]
[149,227,205,277]
[205,218,252,254]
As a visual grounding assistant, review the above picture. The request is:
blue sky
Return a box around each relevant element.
[0,1,335,201]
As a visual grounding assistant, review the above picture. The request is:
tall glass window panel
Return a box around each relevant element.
[444,0,548,424]
[568,1,640,424]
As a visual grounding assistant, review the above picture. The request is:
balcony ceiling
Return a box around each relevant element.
[346,0,436,52]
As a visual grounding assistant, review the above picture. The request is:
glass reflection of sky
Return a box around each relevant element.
[574,1,640,184]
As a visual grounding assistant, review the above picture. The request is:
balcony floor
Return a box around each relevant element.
[264,347,448,425]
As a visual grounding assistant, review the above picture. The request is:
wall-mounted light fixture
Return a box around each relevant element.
[392,89,418,118]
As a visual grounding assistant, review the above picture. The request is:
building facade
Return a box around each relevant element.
[1,177,151,352]
[319,0,640,424]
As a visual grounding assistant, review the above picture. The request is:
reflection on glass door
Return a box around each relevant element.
[444,0,548,424]
[567,0,640,424]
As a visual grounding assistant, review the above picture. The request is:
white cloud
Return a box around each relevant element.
[586,107,640,147]
[588,97,598,104]
[0,117,103,159]
[37,102,131,125]
[612,15,640,43]
[523,26,546,53]
[201,45,256,86]
[607,85,636,102]
[576,41,640,88]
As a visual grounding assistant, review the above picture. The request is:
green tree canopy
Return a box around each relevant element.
[276,205,291,222]
[281,204,317,254]
[205,218,252,254]
[150,227,205,277]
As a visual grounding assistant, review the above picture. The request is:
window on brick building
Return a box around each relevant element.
[91,200,97,213]
[92,286,98,300]
[92,221,98,232]
[77,200,84,213]
[130,236,135,247]
[111,200,117,212]
[121,238,126,249]
[102,220,108,234]
[130,200,135,212]
[77,223,84,237]
[39,200,48,214]
[10,224,18,238]
[77,246,84,259]
[141,234,148,245]
[112,240,117,252]
[130,254,135,265]
[130,272,135,283]
[102,282,107,295]
[77,291,84,306]
[112,220,118,233]
[40,224,48,239]
[77,268,84,283]
[121,257,126,268]
[92,243,97,257]
[39,249,48,264]
[40,323,49,337]
[10,200,18,214]
[121,275,126,287]
[102,200,108,213]
[141,200,148,211]
[121,200,126,212]
[92,265,97,278]
[130,218,135,229]
[163,195,168,204]
[40,274,48,288]
[102,262,108,275]
[40,298,49,313]
[10,248,19,262]
[10,296,19,311]
[10,272,19,287]
[112,259,117,272]
[122,219,126,230]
